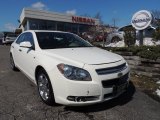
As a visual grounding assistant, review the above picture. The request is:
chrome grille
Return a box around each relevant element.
[96,63,127,75]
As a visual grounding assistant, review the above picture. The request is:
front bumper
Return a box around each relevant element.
[49,61,130,106]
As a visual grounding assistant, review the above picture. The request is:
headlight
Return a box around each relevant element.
[57,63,92,81]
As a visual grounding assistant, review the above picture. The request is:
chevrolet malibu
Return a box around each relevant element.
[10,30,130,106]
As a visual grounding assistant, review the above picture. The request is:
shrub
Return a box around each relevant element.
[102,46,160,60]
[138,50,159,60]
[152,27,160,41]
[123,27,136,47]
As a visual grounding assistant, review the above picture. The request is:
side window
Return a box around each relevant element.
[24,32,35,47]
[16,34,25,44]
[16,32,35,48]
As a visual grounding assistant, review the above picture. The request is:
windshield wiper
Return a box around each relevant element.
[70,46,94,48]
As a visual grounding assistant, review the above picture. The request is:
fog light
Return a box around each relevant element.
[67,96,99,102]
[67,96,75,101]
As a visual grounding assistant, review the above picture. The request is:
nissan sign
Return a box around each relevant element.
[72,16,95,25]
[131,10,153,30]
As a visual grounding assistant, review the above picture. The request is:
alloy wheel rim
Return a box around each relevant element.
[38,74,50,101]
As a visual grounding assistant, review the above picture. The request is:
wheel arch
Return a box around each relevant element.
[111,36,121,43]
[35,65,54,84]
[35,65,56,105]
[35,65,45,83]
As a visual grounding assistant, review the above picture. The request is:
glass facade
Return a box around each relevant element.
[47,21,56,30]
[29,19,39,30]
[24,22,27,31]
[27,19,92,34]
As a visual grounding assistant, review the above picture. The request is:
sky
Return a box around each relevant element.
[0,0,160,31]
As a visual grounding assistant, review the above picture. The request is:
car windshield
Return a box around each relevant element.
[36,32,93,49]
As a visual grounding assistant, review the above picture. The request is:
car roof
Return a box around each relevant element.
[24,30,73,34]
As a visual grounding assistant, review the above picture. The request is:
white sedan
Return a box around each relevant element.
[10,30,130,106]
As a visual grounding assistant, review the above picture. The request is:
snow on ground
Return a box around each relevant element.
[156,80,160,97]
[143,38,155,46]
[105,38,160,47]
[156,81,160,84]
[135,38,158,46]
[105,40,125,47]
[155,89,160,97]
[156,40,160,45]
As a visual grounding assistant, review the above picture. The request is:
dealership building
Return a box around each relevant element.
[17,8,99,34]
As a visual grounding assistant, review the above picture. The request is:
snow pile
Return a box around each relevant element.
[106,40,125,47]
[136,38,160,46]
[143,38,155,46]
[156,40,160,45]
[105,38,160,47]
[135,40,140,46]
[155,89,160,97]
[156,81,160,84]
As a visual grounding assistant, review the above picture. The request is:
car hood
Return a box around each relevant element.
[43,47,123,65]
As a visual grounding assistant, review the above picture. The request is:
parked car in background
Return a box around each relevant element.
[94,32,107,42]
[107,29,124,43]
[0,33,3,44]
[81,32,94,42]
[107,25,157,44]
[10,30,130,106]
[0,32,17,45]
[81,32,107,43]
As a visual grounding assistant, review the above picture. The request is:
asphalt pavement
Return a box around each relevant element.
[0,45,160,120]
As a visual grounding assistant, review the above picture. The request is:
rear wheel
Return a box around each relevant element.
[111,36,121,43]
[37,69,55,106]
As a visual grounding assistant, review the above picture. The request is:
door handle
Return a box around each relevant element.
[19,49,22,52]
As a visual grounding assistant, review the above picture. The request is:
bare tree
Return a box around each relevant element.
[152,10,160,19]
[81,12,110,47]
[88,25,108,47]
[94,12,103,25]
[80,14,91,17]
[111,18,120,27]
[151,10,160,27]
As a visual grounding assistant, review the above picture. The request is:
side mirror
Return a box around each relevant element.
[20,41,33,49]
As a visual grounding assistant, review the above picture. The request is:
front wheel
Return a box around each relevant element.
[37,69,55,106]
[10,54,18,71]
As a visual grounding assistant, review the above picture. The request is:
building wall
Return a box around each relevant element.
[20,8,99,26]
[19,8,99,34]
[25,18,92,33]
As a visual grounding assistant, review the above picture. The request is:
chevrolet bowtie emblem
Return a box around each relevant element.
[118,72,123,77]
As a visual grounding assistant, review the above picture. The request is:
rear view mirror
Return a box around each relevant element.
[20,41,33,49]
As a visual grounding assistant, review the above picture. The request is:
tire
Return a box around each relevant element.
[10,54,18,71]
[36,69,55,106]
[111,36,121,43]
